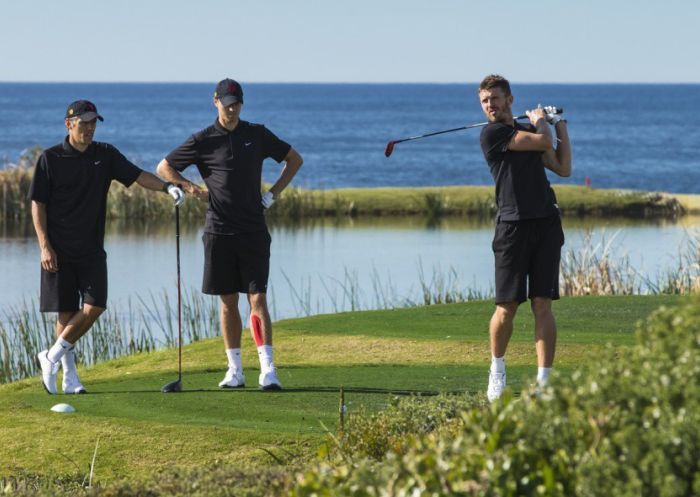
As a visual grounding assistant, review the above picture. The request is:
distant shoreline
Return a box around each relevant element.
[1,166,697,222]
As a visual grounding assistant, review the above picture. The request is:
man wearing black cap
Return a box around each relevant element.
[157,79,303,391]
[30,100,185,395]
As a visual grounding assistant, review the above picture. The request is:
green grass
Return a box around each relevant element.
[2,161,697,222]
[0,294,681,483]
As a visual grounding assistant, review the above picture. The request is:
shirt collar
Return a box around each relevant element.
[213,119,246,135]
[62,136,93,156]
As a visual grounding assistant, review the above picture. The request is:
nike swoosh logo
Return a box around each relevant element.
[94,161,101,165]
[244,142,252,147]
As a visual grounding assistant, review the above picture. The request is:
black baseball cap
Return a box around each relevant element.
[65,100,104,122]
[214,79,244,106]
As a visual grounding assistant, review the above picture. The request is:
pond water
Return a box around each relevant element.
[1,215,697,323]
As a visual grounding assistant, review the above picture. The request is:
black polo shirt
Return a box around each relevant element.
[480,121,558,221]
[29,138,143,262]
[165,119,291,235]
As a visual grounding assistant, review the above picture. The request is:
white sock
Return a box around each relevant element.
[491,355,506,374]
[47,337,72,364]
[257,345,273,371]
[61,346,77,373]
[225,348,242,371]
[537,367,550,386]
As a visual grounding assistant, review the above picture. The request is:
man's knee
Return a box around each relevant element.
[83,305,105,319]
[220,293,239,310]
[530,297,553,317]
[494,302,518,323]
[248,292,268,312]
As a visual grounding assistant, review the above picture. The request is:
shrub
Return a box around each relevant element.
[292,295,700,496]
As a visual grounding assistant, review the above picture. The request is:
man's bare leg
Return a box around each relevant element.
[487,302,518,401]
[531,297,556,385]
[249,293,280,389]
[218,293,245,387]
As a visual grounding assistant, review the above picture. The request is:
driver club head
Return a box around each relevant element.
[384,141,396,157]
[161,379,182,393]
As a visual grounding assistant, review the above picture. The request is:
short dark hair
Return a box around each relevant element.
[479,74,511,96]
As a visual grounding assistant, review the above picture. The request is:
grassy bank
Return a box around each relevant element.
[0,295,682,495]
[1,158,696,221]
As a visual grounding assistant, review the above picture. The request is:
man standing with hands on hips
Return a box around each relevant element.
[477,75,572,401]
[157,79,303,390]
[31,100,185,395]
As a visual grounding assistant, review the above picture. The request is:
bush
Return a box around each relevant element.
[330,393,486,461]
[292,295,700,497]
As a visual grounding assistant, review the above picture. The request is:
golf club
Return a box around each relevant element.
[384,108,563,157]
[161,204,183,393]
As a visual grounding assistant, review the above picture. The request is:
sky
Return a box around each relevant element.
[1,0,698,83]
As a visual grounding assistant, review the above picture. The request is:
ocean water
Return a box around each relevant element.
[1,83,699,193]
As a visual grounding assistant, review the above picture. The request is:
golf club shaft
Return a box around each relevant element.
[176,205,182,381]
[385,108,563,156]
[395,114,531,145]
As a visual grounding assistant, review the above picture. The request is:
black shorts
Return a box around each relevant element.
[40,257,108,312]
[492,215,564,304]
[202,231,271,295]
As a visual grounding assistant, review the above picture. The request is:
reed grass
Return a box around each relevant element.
[1,153,694,222]
[1,229,697,384]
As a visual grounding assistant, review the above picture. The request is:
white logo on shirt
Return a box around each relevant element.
[94,161,101,165]
[244,142,252,147]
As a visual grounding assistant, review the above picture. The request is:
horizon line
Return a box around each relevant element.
[1,80,699,85]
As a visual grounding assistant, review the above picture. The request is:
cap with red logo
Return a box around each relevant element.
[214,79,244,106]
[65,100,104,122]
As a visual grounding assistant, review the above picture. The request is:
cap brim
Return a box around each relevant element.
[219,95,241,106]
[78,112,104,122]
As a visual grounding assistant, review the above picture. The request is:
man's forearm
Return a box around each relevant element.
[135,171,168,191]
[156,159,200,194]
[269,150,303,197]
[31,201,52,250]
[554,122,572,175]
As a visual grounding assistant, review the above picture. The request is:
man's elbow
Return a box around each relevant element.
[155,159,170,177]
[558,161,572,177]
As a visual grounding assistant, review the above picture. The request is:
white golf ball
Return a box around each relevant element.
[50,403,76,413]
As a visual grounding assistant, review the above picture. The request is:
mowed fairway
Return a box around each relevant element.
[0,295,680,481]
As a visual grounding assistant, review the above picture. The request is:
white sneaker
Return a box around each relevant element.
[62,369,87,394]
[259,365,282,391]
[487,371,506,402]
[37,350,60,395]
[218,368,246,388]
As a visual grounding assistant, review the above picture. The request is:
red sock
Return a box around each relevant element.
[251,314,264,347]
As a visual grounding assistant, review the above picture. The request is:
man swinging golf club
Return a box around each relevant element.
[477,75,572,401]
[31,100,185,395]
[157,79,303,390]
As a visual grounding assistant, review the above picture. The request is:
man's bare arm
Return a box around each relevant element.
[31,200,58,272]
[508,107,553,152]
[268,148,304,198]
[542,121,572,177]
[156,159,208,201]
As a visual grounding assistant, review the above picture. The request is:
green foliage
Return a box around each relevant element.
[331,393,487,461]
[292,295,700,496]
[1,161,693,223]
[1,464,295,497]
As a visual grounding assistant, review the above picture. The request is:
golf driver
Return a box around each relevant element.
[384,108,563,157]
[161,204,183,393]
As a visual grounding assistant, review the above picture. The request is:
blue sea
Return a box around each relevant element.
[1,83,699,193]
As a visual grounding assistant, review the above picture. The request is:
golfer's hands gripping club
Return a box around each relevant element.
[261,191,275,209]
[167,184,186,207]
[526,106,548,126]
[543,105,565,125]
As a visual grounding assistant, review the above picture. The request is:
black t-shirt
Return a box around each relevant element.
[165,120,291,235]
[480,121,558,221]
[29,138,143,261]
